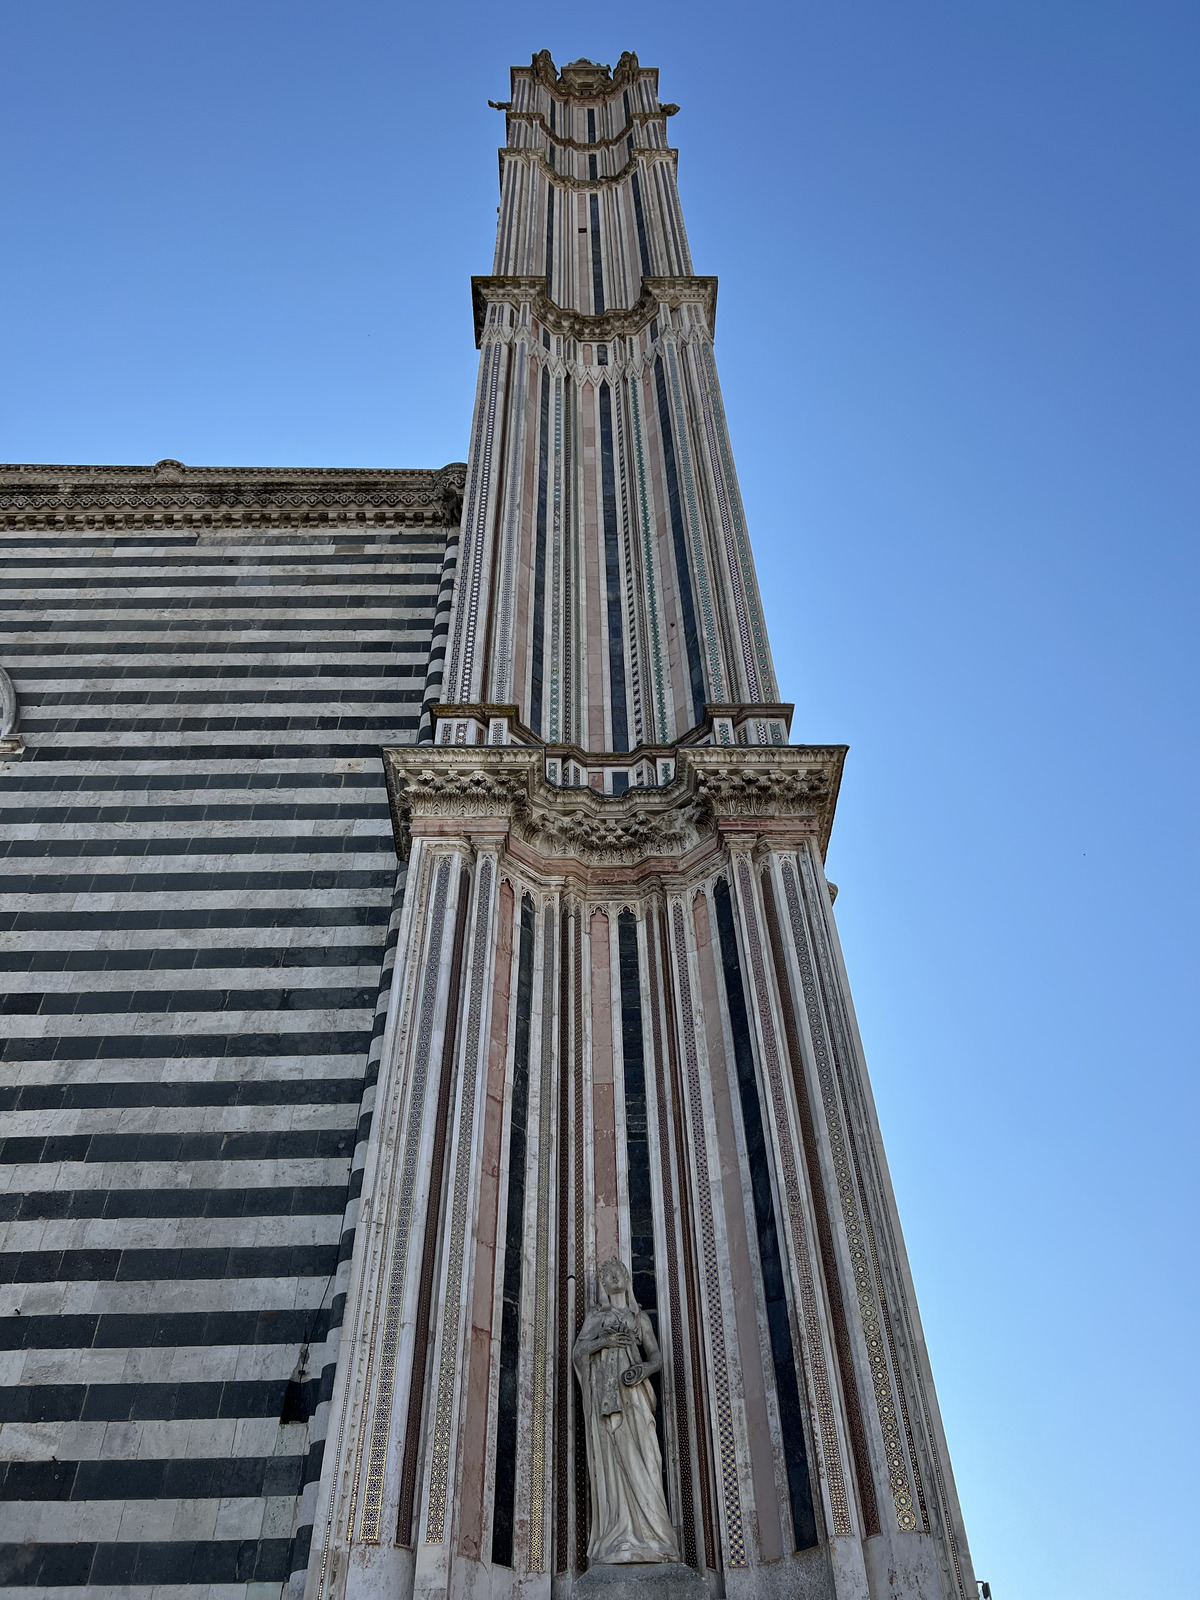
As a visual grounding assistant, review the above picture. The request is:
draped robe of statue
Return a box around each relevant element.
[572,1260,679,1565]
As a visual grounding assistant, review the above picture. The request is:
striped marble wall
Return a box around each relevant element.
[0,464,461,1600]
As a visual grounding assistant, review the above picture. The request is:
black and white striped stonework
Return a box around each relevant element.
[0,464,462,1600]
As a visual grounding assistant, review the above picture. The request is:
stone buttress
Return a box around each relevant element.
[306,52,977,1600]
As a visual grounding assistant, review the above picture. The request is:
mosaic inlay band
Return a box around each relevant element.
[690,346,760,704]
[671,897,746,1568]
[355,853,454,1544]
[425,858,496,1543]
[664,341,726,703]
[779,855,918,1535]
[448,340,503,701]
[628,369,668,740]
[794,849,971,1600]
[528,905,558,1570]
[491,346,529,702]
[731,856,852,1537]
[696,338,774,699]
[644,908,698,1571]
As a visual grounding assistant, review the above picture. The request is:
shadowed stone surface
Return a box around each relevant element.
[574,1563,709,1600]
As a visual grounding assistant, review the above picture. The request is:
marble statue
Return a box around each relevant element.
[0,667,18,741]
[573,1259,679,1565]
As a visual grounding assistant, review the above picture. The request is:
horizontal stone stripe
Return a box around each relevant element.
[1,986,376,1018]
[0,1454,305,1502]
[0,1501,292,1551]
[6,564,442,583]
[22,689,419,710]
[20,665,426,682]
[2,1277,334,1321]
[7,571,438,589]
[3,1341,311,1390]
[0,1244,339,1287]
[0,1405,311,1464]
[1,866,393,893]
[2,586,437,605]
[0,836,393,859]
[0,1031,372,1064]
[23,712,418,733]
[0,1535,293,1586]
[0,821,392,843]
[0,805,389,825]
[0,1212,341,1255]
[0,613,434,630]
[0,618,432,635]
[2,1102,358,1137]
[11,664,422,683]
[23,713,419,738]
[0,1080,364,1111]
[7,1057,368,1088]
[0,1308,330,1353]
[0,1366,334,1426]
[0,1129,354,1165]
[17,741,415,761]
[0,1187,346,1224]
[0,905,390,931]
[0,539,444,555]
[1,967,377,995]
[0,942,382,970]
[2,610,435,631]
[4,1157,350,1195]
[0,770,386,792]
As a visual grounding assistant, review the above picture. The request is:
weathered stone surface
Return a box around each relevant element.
[574,1562,709,1600]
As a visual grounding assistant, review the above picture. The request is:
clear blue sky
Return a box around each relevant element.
[3,4,1197,1595]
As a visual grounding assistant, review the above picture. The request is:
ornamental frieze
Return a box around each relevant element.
[382,742,845,866]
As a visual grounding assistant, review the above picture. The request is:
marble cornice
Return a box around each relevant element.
[496,107,677,153]
[500,142,676,194]
[516,50,653,104]
[472,275,717,348]
[0,460,468,530]
[382,743,846,868]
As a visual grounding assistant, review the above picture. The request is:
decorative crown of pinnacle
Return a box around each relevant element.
[527,49,643,97]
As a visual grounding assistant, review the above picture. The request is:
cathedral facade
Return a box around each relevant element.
[0,52,976,1600]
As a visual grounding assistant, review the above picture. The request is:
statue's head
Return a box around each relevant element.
[599,1258,631,1296]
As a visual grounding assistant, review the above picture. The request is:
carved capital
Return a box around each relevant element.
[382,743,846,867]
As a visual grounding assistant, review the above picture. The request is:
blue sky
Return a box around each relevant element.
[3,3,1198,1595]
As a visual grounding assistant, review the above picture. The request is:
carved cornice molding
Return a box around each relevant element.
[497,107,677,153]
[500,142,676,195]
[687,749,842,830]
[0,461,468,531]
[520,50,651,102]
[382,744,846,867]
[472,275,717,348]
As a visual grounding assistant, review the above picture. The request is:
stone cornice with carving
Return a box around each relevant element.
[382,744,846,868]
[499,142,676,196]
[472,276,717,349]
[499,107,677,154]
[0,461,468,531]
[518,50,653,104]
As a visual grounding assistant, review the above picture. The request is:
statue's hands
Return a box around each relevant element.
[620,1363,644,1387]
